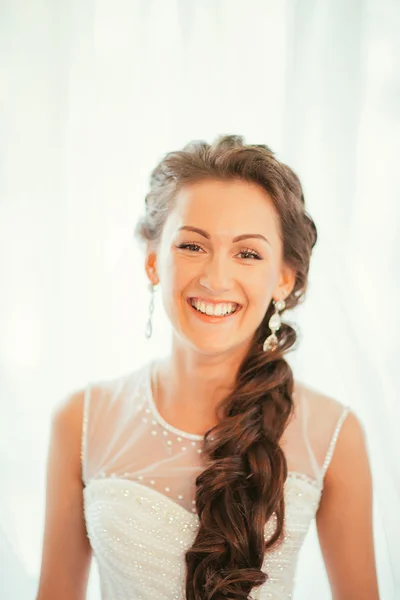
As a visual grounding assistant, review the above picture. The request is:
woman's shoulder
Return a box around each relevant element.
[52,386,86,432]
[293,378,351,422]
[54,361,151,430]
[292,379,366,476]
[48,387,87,476]
[292,379,354,451]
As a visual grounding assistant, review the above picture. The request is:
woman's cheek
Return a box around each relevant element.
[249,271,275,310]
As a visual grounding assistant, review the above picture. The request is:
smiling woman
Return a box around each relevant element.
[145,176,296,358]
[36,135,380,600]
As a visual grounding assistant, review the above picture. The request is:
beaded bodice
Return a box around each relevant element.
[81,360,350,600]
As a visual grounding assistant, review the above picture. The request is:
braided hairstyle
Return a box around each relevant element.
[135,134,318,599]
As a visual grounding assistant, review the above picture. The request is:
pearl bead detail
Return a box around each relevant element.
[83,474,324,599]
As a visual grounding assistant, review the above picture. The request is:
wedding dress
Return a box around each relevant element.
[81,359,350,599]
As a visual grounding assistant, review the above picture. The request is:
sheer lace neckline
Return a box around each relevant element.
[144,360,204,442]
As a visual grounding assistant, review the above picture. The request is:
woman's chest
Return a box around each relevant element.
[83,475,322,599]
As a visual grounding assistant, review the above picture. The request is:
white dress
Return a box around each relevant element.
[81,360,350,600]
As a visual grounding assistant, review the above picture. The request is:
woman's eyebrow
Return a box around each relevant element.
[177,226,271,246]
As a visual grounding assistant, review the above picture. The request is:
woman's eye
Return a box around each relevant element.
[177,243,204,252]
[177,243,261,260]
[237,249,262,260]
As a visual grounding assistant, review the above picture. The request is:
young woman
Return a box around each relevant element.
[36,135,380,600]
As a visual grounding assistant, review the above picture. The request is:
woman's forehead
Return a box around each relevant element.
[167,179,281,240]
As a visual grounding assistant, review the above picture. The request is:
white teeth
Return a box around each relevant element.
[214,304,223,316]
[191,299,238,316]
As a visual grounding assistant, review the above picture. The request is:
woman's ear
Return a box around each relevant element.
[145,249,159,285]
[274,264,296,300]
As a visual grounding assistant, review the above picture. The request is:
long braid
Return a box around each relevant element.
[185,309,297,600]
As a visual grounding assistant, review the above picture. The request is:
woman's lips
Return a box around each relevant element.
[186,298,242,322]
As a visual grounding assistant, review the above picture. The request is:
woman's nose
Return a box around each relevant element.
[198,255,232,294]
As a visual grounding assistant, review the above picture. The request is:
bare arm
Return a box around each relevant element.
[316,410,380,600]
[36,390,92,600]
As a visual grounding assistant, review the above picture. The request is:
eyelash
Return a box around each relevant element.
[177,242,262,260]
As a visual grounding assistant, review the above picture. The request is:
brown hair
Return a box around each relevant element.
[135,134,317,599]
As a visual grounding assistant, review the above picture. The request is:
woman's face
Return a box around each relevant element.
[147,178,294,356]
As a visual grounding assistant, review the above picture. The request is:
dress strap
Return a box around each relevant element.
[80,382,91,486]
[322,405,351,479]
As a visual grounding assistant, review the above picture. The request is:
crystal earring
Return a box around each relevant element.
[263,296,286,352]
[145,281,159,339]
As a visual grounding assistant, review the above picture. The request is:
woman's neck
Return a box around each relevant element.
[152,345,249,436]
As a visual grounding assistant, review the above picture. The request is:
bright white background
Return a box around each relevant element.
[0,1,399,598]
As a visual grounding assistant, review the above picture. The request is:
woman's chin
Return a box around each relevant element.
[181,330,249,358]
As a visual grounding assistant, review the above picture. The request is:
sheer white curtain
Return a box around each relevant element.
[0,1,398,598]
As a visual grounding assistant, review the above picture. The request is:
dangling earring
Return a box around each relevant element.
[263,295,286,352]
[145,281,159,339]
